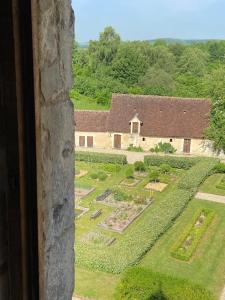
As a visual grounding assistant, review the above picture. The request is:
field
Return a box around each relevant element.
[75,158,225,299]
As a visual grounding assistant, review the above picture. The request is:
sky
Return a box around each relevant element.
[72,0,225,42]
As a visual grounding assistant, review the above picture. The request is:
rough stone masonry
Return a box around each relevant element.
[37,0,75,299]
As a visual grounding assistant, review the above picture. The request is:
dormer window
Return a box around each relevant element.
[130,114,142,135]
[132,122,139,134]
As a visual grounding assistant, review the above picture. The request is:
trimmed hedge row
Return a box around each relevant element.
[115,267,216,300]
[171,209,215,261]
[144,155,202,169]
[178,159,218,191]
[75,151,127,164]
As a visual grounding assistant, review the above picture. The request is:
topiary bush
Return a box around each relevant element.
[115,267,216,300]
[160,163,171,174]
[150,142,176,154]
[149,170,160,182]
[90,172,98,179]
[125,167,134,179]
[144,155,202,169]
[134,161,146,172]
[97,171,107,181]
[76,151,127,164]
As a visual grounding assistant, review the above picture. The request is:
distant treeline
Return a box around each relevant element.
[71,27,225,152]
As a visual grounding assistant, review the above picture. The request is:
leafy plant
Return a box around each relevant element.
[127,144,144,152]
[134,161,146,172]
[97,171,107,181]
[90,172,98,179]
[214,162,225,173]
[150,142,176,154]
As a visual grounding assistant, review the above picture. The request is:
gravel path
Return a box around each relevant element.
[196,192,225,204]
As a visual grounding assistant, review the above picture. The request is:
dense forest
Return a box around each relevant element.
[71,27,225,152]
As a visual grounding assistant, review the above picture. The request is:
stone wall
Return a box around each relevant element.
[36,1,75,299]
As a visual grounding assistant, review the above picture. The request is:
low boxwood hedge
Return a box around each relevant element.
[115,267,216,300]
[144,155,202,169]
[171,209,215,261]
[75,151,127,165]
[178,159,218,191]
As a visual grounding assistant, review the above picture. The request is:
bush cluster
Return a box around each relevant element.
[90,171,108,181]
[134,161,146,172]
[125,167,134,179]
[150,142,176,154]
[102,163,122,173]
[76,151,127,164]
[144,155,202,169]
[178,159,218,191]
[127,144,144,152]
[115,267,216,300]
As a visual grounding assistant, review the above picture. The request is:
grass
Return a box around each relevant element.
[140,199,225,297]
[71,92,109,111]
[199,173,225,196]
[75,267,120,300]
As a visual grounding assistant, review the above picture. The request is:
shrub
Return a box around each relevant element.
[178,159,218,191]
[90,172,98,179]
[134,161,146,172]
[150,142,176,154]
[144,155,202,169]
[97,171,107,181]
[102,164,121,173]
[115,267,216,300]
[76,151,127,165]
[149,170,160,182]
[113,189,130,201]
[160,163,171,174]
[127,144,144,152]
[125,167,134,179]
[214,162,225,173]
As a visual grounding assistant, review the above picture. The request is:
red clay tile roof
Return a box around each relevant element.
[75,110,109,132]
[107,94,211,138]
[75,94,211,139]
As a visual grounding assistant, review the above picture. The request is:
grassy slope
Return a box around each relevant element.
[199,173,225,196]
[140,199,225,297]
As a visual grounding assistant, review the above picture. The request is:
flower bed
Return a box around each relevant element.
[75,187,95,201]
[99,200,153,233]
[171,209,215,261]
[81,231,113,247]
[120,178,141,187]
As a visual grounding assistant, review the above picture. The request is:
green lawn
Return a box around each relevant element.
[199,173,225,196]
[140,199,225,298]
[71,93,109,111]
[75,267,120,300]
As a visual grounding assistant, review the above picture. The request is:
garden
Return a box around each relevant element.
[75,152,225,300]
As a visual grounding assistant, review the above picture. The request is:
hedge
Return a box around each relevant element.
[178,159,218,191]
[171,209,215,261]
[115,267,216,300]
[144,155,202,169]
[75,151,127,164]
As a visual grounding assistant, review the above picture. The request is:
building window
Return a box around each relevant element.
[170,138,173,142]
[132,122,139,134]
[79,136,85,147]
[87,136,94,148]
[142,137,146,141]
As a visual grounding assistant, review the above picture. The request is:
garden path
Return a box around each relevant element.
[220,286,225,300]
[196,192,225,204]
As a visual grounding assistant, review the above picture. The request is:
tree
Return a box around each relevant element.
[148,45,176,74]
[139,67,175,94]
[178,47,209,77]
[112,43,147,85]
[88,26,121,67]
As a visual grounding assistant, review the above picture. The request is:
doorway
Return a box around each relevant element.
[0,0,39,299]
[114,134,122,149]
[183,139,191,154]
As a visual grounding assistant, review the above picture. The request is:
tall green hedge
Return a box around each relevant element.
[75,151,127,164]
[144,155,202,169]
[178,158,218,191]
[115,267,216,300]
